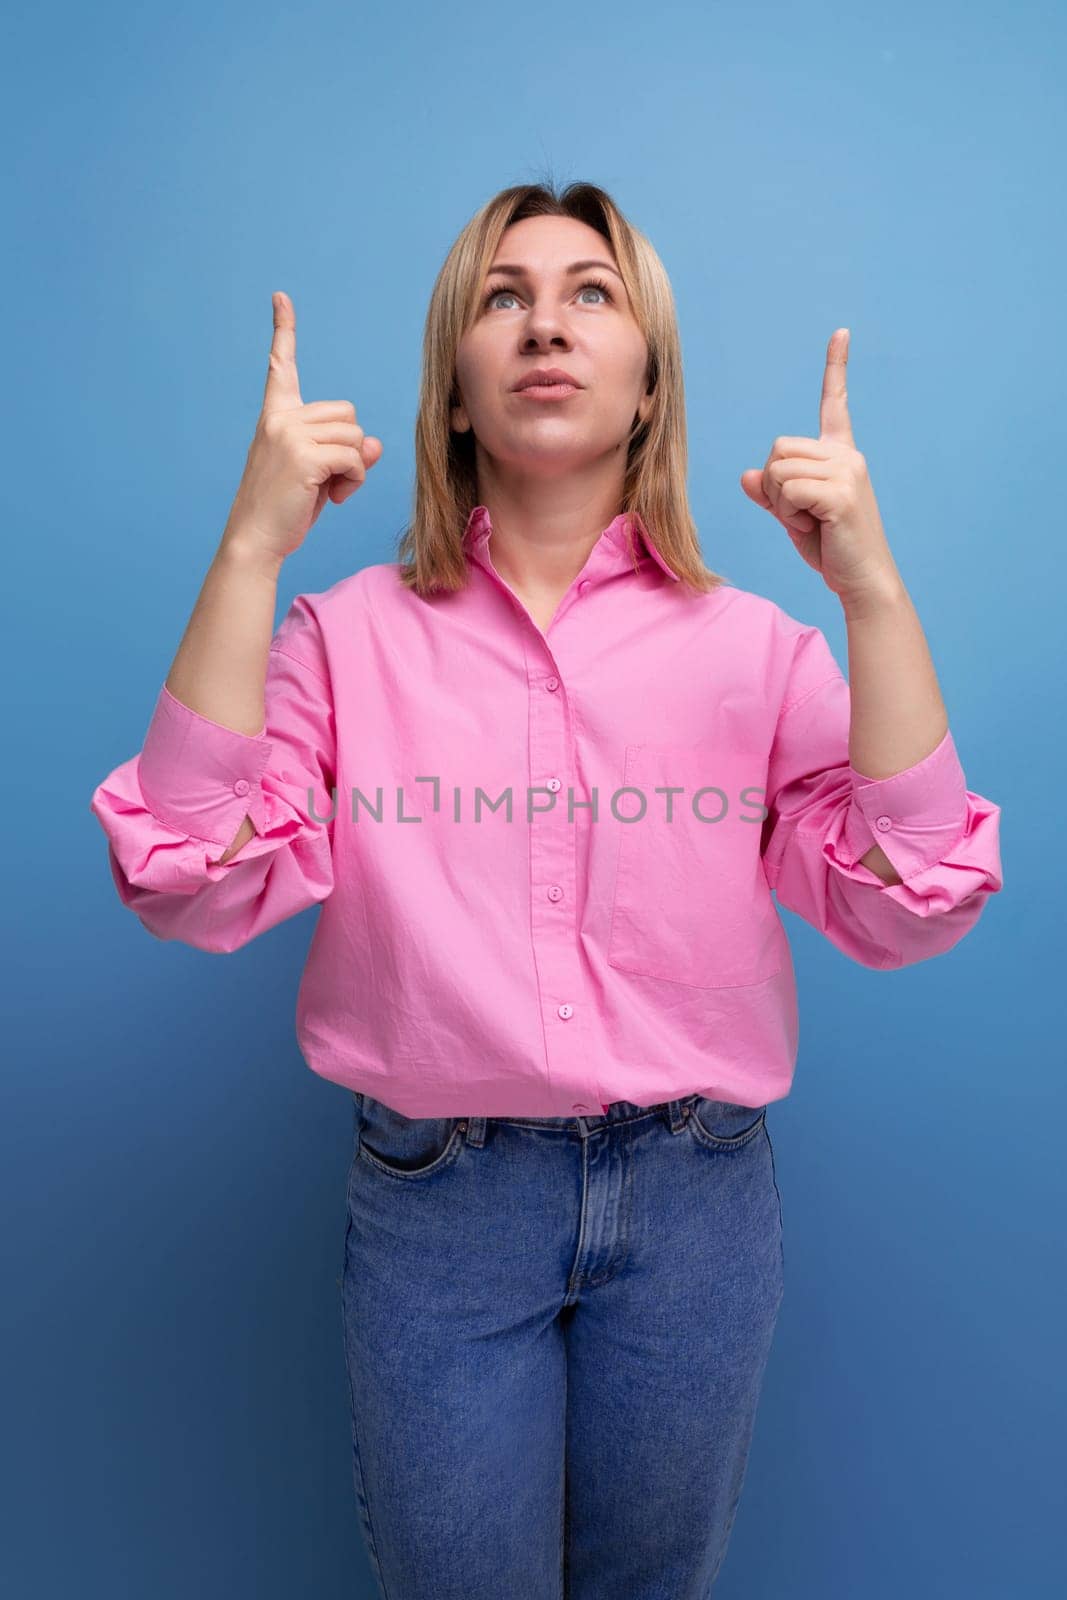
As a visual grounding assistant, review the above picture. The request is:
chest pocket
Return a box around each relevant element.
[606,743,784,989]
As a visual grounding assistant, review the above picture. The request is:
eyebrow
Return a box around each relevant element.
[485,258,624,281]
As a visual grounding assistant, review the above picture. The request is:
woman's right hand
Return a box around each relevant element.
[223,290,383,567]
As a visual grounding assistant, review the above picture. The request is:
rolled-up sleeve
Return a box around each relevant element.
[88,596,336,954]
[759,626,1003,970]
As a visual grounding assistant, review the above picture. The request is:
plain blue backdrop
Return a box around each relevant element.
[4,0,1062,1595]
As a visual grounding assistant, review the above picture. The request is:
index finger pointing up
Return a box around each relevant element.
[818,327,853,445]
[262,290,303,413]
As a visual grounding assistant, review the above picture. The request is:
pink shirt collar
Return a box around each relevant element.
[461,503,682,584]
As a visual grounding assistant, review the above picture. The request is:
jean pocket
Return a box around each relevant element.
[606,743,785,989]
[356,1094,466,1182]
[686,1097,768,1151]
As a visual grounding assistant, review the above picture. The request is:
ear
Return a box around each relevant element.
[450,396,471,435]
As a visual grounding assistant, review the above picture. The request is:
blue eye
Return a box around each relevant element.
[483,276,614,310]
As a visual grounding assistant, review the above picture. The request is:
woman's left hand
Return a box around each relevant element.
[740,329,902,607]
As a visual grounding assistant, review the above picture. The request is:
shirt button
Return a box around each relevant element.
[875,814,892,831]
[233,778,251,796]
[578,580,590,594]
[546,676,560,691]
[557,1003,573,1019]
[546,777,561,792]
[572,1102,589,1113]
[548,885,563,901]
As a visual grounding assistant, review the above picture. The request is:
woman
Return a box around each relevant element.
[90,181,1003,1598]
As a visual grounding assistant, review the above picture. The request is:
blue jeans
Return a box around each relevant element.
[340,1092,785,1599]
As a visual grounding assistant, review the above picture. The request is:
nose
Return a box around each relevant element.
[519,303,574,350]
[521,334,572,359]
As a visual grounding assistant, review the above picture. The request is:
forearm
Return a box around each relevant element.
[165,522,283,731]
[163,522,283,861]
[841,577,950,885]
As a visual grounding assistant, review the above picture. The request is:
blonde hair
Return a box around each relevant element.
[395,178,728,596]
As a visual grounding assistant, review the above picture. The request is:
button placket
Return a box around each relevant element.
[524,639,600,1110]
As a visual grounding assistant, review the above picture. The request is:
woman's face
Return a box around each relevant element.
[451,214,653,481]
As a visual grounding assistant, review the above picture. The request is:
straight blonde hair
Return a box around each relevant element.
[395,179,728,596]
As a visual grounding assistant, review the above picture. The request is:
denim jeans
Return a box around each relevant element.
[340,1091,785,1600]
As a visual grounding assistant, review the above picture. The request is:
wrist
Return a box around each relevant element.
[839,571,909,622]
[217,524,285,583]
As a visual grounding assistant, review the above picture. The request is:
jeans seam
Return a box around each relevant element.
[764,1121,786,1277]
[341,1212,392,1599]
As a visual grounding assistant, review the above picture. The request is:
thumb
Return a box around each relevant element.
[331,435,384,504]
[740,466,819,536]
[739,468,771,509]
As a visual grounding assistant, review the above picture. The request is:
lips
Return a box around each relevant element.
[512,368,582,391]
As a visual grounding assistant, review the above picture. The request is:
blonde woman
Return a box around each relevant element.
[90,181,1003,1598]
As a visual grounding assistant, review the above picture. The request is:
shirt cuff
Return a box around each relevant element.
[138,683,274,846]
[841,727,969,882]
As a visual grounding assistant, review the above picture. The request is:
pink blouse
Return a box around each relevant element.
[89,505,1003,1116]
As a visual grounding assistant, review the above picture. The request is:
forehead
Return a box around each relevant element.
[491,213,618,271]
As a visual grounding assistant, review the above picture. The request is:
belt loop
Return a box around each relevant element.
[463,1115,488,1147]
[666,1097,691,1133]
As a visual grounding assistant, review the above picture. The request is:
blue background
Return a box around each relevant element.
[4,0,1062,1594]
